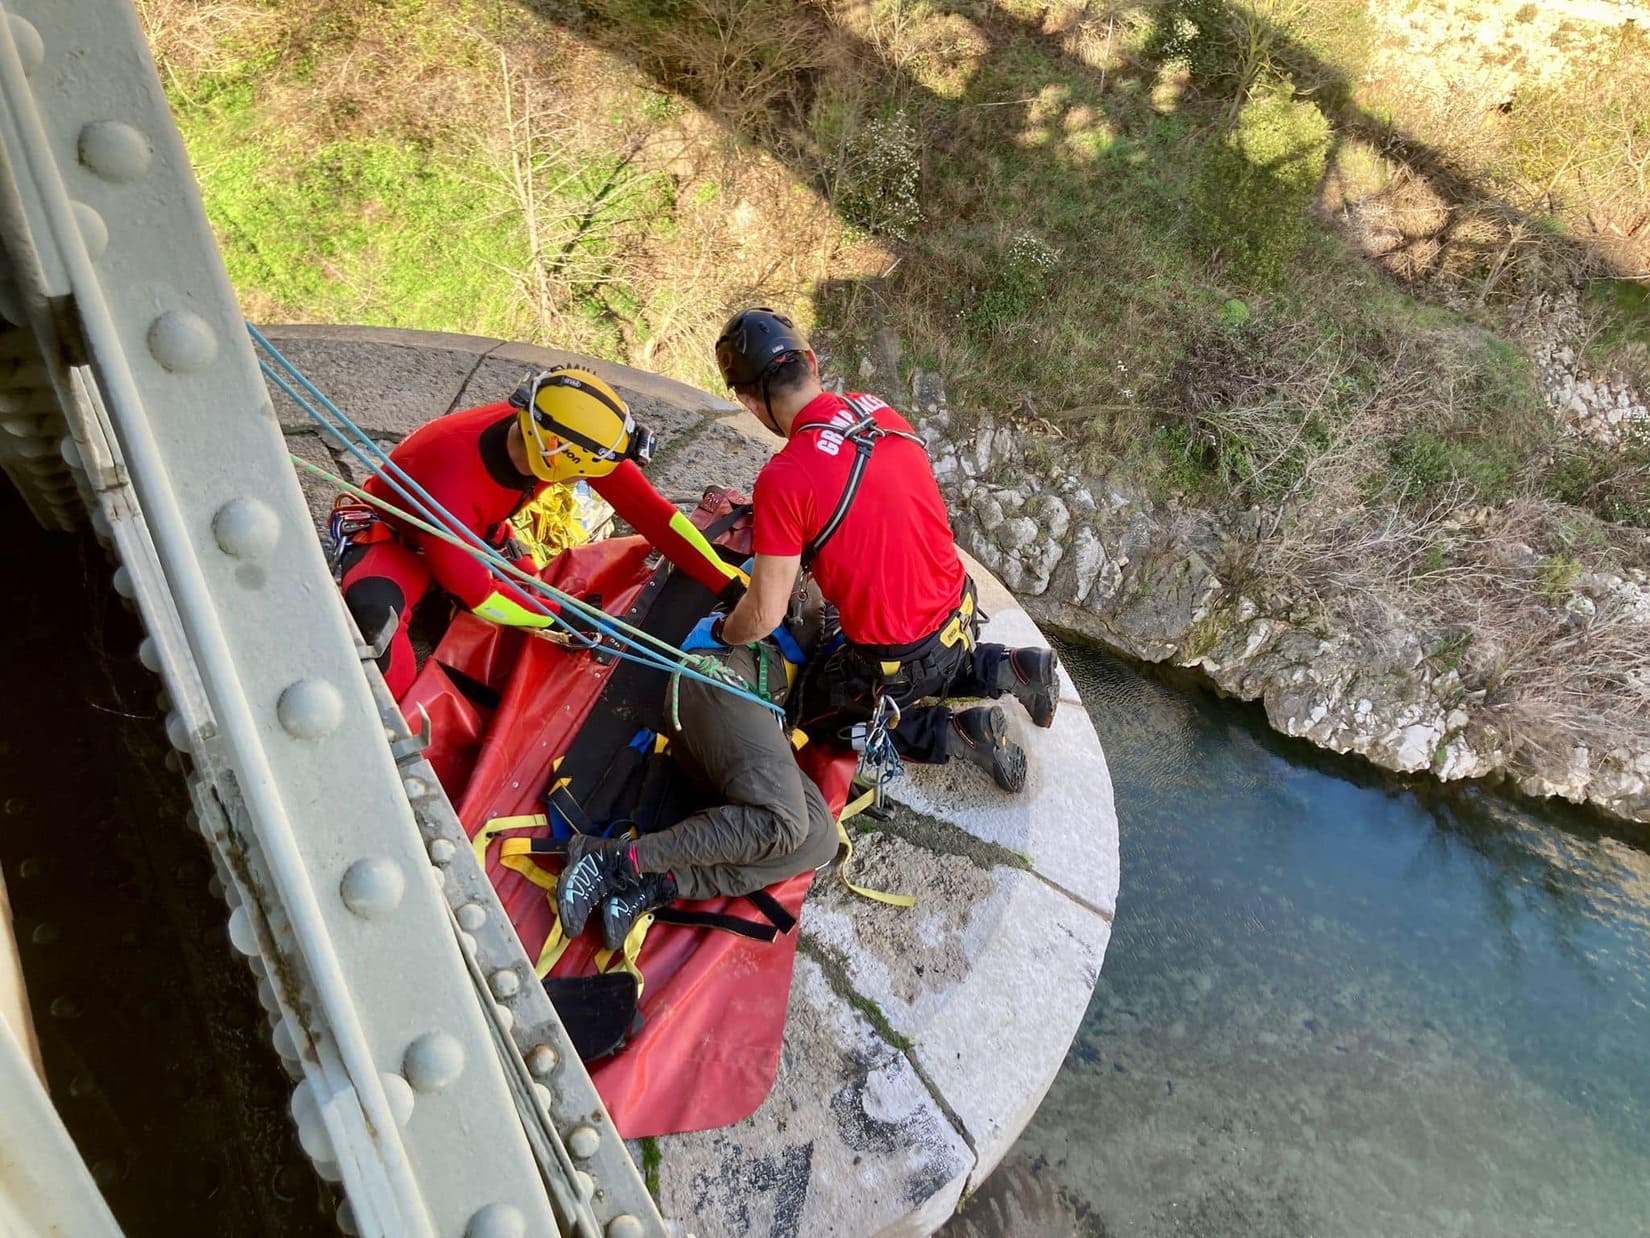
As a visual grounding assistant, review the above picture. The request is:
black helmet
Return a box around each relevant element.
[714,307,810,389]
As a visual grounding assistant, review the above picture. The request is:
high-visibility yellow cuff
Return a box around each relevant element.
[668,511,739,585]
[473,591,556,628]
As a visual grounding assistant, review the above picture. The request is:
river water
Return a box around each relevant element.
[999,642,1650,1237]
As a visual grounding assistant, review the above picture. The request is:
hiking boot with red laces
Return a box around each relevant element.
[558,836,640,938]
[946,705,1027,793]
[998,647,1059,728]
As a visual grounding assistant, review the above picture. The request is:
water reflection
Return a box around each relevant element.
[1006,641,1650,1237]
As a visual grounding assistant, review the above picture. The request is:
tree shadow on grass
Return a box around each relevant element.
[514,0,1636,405]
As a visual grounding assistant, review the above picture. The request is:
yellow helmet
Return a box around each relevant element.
[510,367,652,484]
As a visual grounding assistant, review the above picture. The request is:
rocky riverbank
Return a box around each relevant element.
[895,357,1650,825]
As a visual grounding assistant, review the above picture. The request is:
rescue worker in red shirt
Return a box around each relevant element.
[703,307,1059,792]
[332,366,745,698]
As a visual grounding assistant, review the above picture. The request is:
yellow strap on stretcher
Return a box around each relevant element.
[482,820,656,992]
[592,910,654,997]
[473,813,549,871]
[833,790,916,908]
[495,834,569,977]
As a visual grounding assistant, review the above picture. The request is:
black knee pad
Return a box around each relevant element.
[342,576,406,671]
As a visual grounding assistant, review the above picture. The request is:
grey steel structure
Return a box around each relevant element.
[0,1,662,1233]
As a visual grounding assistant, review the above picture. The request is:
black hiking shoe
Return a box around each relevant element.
[998,647,1059,728]
[601,872,679,952]
[946,705,1027,793]
[558,836,640,938]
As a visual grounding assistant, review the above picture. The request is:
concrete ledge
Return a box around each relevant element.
[259,324,1121,1236]
[648,955,973,1238]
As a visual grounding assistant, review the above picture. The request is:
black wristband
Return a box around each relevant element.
[716,574,748,607]
[710,615,727,645]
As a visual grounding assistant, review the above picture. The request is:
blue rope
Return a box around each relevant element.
[249,324,782,715]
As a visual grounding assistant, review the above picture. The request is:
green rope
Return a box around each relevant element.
[667,649,771,733]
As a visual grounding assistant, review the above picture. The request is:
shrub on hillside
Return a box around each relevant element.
[836,110,923,241]
[961,233,1062,337]
[1192,79,1330,288]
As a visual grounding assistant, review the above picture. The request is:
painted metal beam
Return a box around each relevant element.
[0,1,662,1233]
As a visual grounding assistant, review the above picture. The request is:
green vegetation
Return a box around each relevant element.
[639,1136,662,1201]
[1537,554,1583,601]
[1582,277,1650,389]
[147,0,1648,533]
[1192,81,1330,287]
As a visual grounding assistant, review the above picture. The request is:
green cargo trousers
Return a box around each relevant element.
[632,641,839,901]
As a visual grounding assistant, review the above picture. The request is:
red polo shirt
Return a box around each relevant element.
[751,391,965,646]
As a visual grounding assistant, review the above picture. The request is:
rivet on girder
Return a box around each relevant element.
[8,16,42,75]
[7,16,41,75]
[212,497,280,559]
[381,1072,415,1127]
[488,969,520,1000]
[137,637,162,673]
[607,1216,646,1238]
[401,775,429,799]
[277,680,343,739]
[402,1031,465,1093]
[227,905,258,957]
[458,931,478,956]
[430,866,447,890]
[272,1020,299,1064]
[533,1083,554,1112]
[164,711,190,752]
[112,565,135,598]
[493,1004,514,1033]
[456,902,487,931]
[526,1045,559,1077]
[290,1077,334,1163]
[71,202,108,262]
[146,309,217,373]
[575,1170,594,1200]
[78,120,152,182]
[336,1200,360,1237]
[465,1203,527,1238]
[339,857,404,920]
[58,435,82,471]
[428,838,456,865]
[30,923,59,946]
[568,1125,600,1159]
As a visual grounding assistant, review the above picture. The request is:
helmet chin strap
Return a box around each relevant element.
[756,364,793,438]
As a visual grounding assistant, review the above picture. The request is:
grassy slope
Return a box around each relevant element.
[149,0,1648,502]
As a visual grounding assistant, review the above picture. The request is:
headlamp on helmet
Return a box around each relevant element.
[510,366,653,484]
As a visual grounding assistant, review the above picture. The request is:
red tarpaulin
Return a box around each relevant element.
[401,525,850,1138]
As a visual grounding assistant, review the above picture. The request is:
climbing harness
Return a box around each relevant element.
[795,404,926,570]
